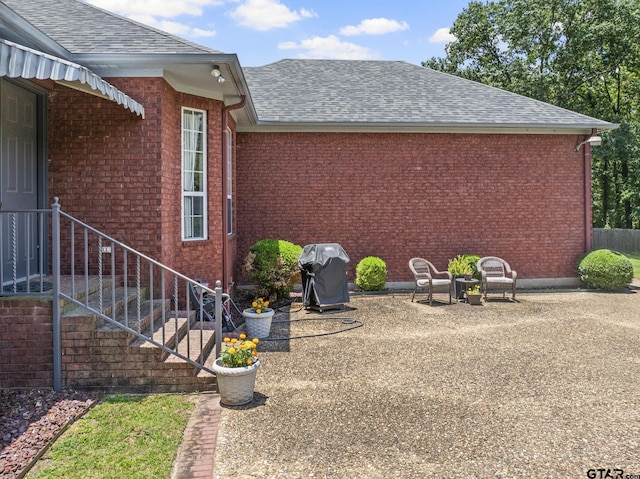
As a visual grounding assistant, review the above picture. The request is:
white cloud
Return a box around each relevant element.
[429,27,456,44]
[86,0,223,18]
[124,14,216,37]
[85,1,218,37]
[230,0,317,31]
[340,18,409,36]
[278,35,377,60]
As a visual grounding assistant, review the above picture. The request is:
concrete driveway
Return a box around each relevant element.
[213,287,640,478]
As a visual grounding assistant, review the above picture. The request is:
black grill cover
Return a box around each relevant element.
[298,243,350,309]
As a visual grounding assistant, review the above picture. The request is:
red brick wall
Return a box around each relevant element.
[0,299,53,388]
[48,78,164,269]
[46,78,229,286]
[236,132,587,282]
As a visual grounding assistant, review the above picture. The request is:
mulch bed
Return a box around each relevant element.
[0,389,100,478]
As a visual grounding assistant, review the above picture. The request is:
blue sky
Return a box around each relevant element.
[85,0,472,66]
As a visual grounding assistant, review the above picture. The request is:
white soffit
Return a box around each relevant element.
[0,39,144,118]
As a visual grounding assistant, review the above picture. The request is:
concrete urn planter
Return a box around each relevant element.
[243,308,275,339]
[213,357,260,406]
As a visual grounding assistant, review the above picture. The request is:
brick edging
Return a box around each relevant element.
[171,392,222,479]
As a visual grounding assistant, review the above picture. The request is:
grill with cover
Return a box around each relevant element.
[298,243,350,311]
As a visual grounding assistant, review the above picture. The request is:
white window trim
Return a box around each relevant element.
[181,107,208,241]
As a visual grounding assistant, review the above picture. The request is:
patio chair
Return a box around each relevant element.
[408,258,453,305]
[188,280,232,330]
[476,256,517,301]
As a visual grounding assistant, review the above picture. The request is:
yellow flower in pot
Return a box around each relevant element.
[243,297,275,338]
[466,285,482,305]
[220,334,260,367]
[213,334,262,406]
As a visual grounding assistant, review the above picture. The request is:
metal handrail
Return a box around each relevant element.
[0,208,51,295]
[2,198,223,391]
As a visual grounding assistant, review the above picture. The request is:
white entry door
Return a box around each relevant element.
[1,79,39,284]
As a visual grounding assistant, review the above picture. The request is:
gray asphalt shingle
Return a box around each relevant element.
[243,59,613,128]
[0,0,220,54]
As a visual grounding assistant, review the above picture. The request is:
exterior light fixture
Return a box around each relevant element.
[211,65,225,83]
[574,135,602,151]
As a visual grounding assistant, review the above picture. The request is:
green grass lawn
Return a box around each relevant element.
[624,253,640,278]
[26,394,196,479]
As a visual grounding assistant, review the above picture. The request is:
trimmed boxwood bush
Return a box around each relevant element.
[577,249,633,290]
[355,256,387,291]
[243,239,303,301]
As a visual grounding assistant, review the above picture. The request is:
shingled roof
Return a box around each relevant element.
[0,0,616,132]
[0,0,219,55]
[242,59,615,131]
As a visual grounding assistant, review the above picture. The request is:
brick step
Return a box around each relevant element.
[59,275,124,313]
[164,325,216,372]
[198,346,219,379]
[60,279,219,393]
[132,311,194,356]
[61,285,148,322]
[98,298,171,337]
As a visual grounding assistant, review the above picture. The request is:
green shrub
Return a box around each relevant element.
[355,256,387,291]
[243,239,303,301]
[447,254,481,279]
[577,249,633,290]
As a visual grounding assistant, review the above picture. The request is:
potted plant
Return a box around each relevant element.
[212,334,261,405]
[242,297,275,339]
[448,254,480,299]
[466,284,482,305]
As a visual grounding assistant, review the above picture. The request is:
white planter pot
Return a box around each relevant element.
[243,308,275,339]
[212,357,260,406]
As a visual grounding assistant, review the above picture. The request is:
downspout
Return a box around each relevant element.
[583,128,597,252]
[221,95,246,291]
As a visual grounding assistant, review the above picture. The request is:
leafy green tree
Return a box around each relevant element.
[424,0,640,228]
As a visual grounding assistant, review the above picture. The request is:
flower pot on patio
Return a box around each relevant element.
[243,307,275,339]
[213,357,260,406]
[467,294,482,305]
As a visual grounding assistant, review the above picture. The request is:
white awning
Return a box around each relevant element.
[0,39,144,118]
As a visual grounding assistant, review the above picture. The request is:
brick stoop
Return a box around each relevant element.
[61,278,219,393]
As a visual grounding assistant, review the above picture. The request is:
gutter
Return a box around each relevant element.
[584,128,597,251]
[221,95,247,292]
[237,122,619,135]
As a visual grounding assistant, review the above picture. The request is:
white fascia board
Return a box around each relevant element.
[237,122,619,135]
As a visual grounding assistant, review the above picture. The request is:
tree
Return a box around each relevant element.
[424,0,640,228]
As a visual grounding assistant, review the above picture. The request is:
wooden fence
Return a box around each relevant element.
[593,228,640,254]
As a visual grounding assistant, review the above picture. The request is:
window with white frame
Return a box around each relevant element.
[227,127,233,235]
[182,108,207,240]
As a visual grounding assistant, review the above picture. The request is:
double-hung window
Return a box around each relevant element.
[182,108,207,240]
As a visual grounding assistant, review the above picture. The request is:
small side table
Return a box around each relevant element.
[455,278,479,302]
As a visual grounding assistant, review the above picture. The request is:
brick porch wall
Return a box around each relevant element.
[236,132,587,282]
[0,299,53,388]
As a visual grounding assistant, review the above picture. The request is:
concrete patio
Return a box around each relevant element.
[210,287,640,478]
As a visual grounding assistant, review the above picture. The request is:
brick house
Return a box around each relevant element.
[0,0,617,291]
[0,0,616,389]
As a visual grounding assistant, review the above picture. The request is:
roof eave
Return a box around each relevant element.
[80,52,258,125]
[237,121,620,134]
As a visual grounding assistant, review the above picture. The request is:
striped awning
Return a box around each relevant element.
[0,39,144,118]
